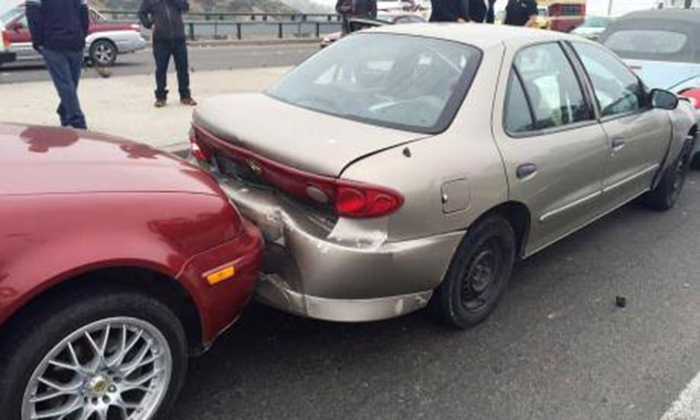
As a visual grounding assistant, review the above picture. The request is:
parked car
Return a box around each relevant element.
[189,24,697,328]
[599,9,700,165]
[0,123,264,419]
[571,15,613,40]
[0,5,146,67]
[321,15,426,48]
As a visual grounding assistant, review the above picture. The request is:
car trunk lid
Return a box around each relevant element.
[193,93,427,178]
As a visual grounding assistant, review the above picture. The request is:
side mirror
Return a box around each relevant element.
[651,89,679,110]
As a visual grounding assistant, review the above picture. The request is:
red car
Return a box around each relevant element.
[0,123,263,420]
[0,5,146,67]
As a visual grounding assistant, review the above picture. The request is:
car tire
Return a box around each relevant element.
[90,39,118,67]
[643,143,692,211]
[0,286,188,420]
[430,215,516,329]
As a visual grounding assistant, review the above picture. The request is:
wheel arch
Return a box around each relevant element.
[472,201,532,259]
[0,266,204,355]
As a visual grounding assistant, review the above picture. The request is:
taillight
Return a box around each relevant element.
[1,31,10,49]
[189,128,211,162]
[336,184,403,218]
[680,88,700,109]
[192,124,404,219]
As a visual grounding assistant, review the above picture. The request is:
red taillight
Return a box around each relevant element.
[1,31,11,49]
[190,128,211,162]
[336,185,403,218]
[681,88,700,109]
[192,124,404,219]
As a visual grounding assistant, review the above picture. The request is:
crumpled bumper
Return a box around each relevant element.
[212,174,464,322]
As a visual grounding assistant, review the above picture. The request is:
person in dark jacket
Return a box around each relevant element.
[469,0,487,22]
[139,0,197,108]
[335,0,378,34]
[505,0,538,26]
[26,0,89,129]
[430,0,471,22]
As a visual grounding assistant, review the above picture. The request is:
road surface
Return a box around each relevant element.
[0,43,319,84]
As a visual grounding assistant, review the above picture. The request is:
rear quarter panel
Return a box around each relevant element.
[340,43,509,242]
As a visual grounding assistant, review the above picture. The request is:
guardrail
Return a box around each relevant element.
[99,10,343,40]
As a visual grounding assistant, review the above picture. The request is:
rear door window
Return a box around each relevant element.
[508,43,592,132]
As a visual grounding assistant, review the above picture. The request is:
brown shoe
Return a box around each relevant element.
[155,99,167,108]
[181,97,198,106]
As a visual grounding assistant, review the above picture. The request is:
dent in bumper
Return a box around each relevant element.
[214,175,463,322]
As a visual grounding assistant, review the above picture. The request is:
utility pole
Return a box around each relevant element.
[607,0,613,16]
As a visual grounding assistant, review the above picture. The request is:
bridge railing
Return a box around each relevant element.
[99,10,343,40]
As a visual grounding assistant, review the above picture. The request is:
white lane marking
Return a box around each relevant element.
[661,371,700,420]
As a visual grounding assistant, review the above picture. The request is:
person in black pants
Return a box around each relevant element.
[26,0,89,129]
[139,0,197,108]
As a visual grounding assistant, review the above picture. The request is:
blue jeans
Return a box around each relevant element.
[42,49,87,130]
[152,39,191,100]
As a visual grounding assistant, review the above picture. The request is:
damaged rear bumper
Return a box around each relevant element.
[213,175,463,322]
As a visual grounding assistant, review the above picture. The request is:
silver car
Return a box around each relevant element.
[190,24,697,328]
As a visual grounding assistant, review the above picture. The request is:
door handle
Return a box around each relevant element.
[516,163,538,180]
[611,138,626,151]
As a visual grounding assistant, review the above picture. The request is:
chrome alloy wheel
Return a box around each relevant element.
[93,44,115,66]
[22,318,173,420]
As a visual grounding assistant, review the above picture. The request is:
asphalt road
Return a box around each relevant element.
[0,43,319,84]
[169,173,700,420]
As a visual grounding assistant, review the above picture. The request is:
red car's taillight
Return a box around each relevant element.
[1,31,11,49]
[191,124,404,219]
[681,88,700,109]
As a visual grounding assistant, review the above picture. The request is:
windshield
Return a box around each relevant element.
[581,16,611,27]
[0,6,22,25]
[267,33,481,134]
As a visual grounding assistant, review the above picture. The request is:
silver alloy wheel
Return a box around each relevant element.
[93,43,115,66]
[21,317,173,420]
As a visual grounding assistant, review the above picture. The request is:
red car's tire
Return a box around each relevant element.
[0,286,188,420]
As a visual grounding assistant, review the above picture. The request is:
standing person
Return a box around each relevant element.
[336,0,378,34]
[138,0,197,108]
[504,0,538,27]
[26,0,89,130]
[430,0,471,22]
[469,0,488,22]
[486,0,497,23]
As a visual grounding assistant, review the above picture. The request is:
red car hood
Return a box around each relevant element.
[0,124,221,196]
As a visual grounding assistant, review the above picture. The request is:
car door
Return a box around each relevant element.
[570,42,671,210]
[493,42,610,256]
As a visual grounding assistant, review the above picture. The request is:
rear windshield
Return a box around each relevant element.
[603,28,696,63]
[267,33,482,134]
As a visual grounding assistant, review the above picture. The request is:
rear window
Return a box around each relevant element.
[605,30,687,55]
[267,33,482,134]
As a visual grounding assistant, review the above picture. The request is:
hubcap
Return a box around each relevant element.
[22,317,172,420]
[461,238,504,311]
[95,44,114,65]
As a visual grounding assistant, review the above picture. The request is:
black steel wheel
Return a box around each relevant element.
[644,140,693,211]
[431,215,516,329]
